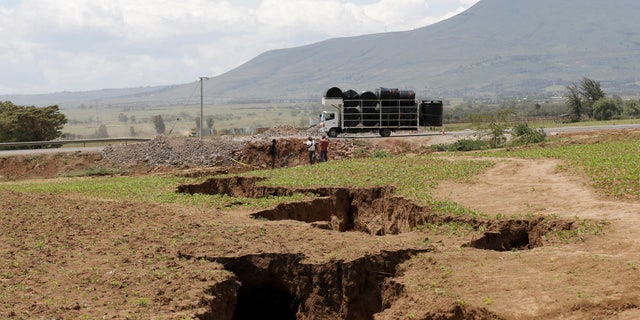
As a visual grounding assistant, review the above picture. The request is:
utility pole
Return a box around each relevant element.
[199,76,209,140]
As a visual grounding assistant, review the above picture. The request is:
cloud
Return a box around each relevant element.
[0,0,478,94]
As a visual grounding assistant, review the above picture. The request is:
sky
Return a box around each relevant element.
[0,0,480,95]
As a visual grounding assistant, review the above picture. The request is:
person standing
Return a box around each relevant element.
[306,137,316,164]
[319,136,329,162]
[268,139,277,168]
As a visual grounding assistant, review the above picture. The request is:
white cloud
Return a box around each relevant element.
[0,0,479,94]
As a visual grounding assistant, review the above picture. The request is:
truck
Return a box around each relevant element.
[320,86,444,137]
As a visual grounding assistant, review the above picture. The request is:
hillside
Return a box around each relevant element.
[3,0,640,107]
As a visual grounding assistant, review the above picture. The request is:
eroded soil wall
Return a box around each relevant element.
[181,250,428,320]
[177,177,576,243]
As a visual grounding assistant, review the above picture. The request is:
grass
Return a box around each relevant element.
[546,218,611,242]
[470,135,640,199]
[0,154,494,217]
[239,154,494,216]
[3,130,640,218]
[0,175,310,210]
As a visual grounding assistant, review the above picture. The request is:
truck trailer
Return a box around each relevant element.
[320,86,444,137]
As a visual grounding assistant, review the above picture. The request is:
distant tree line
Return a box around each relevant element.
[0,101,67,148]
[445,98,567,123]
[564,77,639,121]
[444,77,640,124]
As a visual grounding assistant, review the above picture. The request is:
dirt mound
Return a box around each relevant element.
[0,128,455,180]
[0,152,101,181]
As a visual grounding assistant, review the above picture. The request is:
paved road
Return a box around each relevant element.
[2,124,640,157]
[333,123,640,139]
[0,146,104,157]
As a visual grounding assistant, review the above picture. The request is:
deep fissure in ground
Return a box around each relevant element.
[182,251,425,320]
[177,176,575,250]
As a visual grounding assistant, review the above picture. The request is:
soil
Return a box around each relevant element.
[2,129,640,319]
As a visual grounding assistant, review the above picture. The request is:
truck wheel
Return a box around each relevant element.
[328,128,339,138]
[379,128,391,137]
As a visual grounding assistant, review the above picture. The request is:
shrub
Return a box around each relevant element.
[431,139,486,152]
[509,123,546,146]
[371,150,391,158]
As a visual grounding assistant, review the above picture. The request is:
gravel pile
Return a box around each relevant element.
[101,135,244,167]
[100,125,385,169]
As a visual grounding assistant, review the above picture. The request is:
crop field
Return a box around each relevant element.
[60,102,323,138]
[1,129,640,319]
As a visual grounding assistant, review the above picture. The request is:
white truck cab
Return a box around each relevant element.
[320,97,343,137]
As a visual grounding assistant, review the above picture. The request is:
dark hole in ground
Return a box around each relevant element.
[233,280,299,320]
[183,250,428,320]
[463,218,575,251]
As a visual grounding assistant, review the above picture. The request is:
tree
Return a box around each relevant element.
[623,99,640,117]
[152,115,165,134]
[206,116,215,136]
[579,77,605,118]
[194,116,201,130]
[118,113,129,123]
[564,77,606,120]
[474,108,515,148]
[0,101,67,147]
[565,83,583,121]
[94,124,109,138]
[579,77,605,104]
[592,97,621,120]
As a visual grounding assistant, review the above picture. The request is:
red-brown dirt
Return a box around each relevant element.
[2,130,640,319]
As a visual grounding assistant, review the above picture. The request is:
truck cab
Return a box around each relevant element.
[320,111,340,137]
[320,96,343,137]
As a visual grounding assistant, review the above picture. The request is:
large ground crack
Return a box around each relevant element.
[180,250,427,320]
[177,177,576,246]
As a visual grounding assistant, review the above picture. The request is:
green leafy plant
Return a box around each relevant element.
[431,139,486,152]
[509,123,546,146]
[371,149,391,158]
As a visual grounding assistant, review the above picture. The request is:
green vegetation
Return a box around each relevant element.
[431,139,486,152]
[238,155,494,217]
[3,129,640,217]
[415,221,479,238]
[509,123,546,146]
[0,101,67,147]
[547,218,610,242]
[563,77,640,122]
[0,155,494,216]
[0,175,309,209]
[472,135,640,199]
[62,167,126,177]
[432,120,546,152]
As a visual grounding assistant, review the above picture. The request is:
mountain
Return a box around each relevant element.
[4,0,640,107]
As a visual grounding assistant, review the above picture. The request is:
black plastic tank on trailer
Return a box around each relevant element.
[325,87,343,98]
[420,100,444,127]
[376,87,399,100]
[398,90,416,106]
[360,91,379,127]
[341,89,362,126]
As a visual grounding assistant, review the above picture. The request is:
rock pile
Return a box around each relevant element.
[100,127,383,169]
[101,135,244,167]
